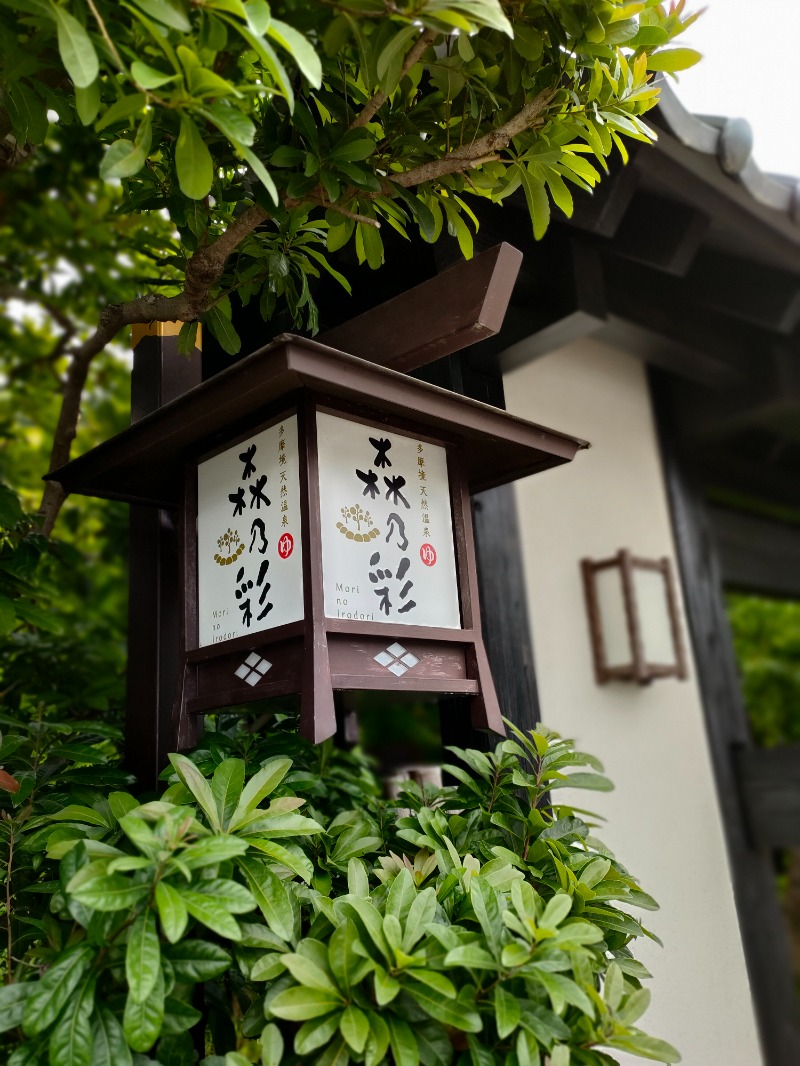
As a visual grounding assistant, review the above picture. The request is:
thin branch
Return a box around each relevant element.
[314,200,380,227]
[389,89,556,188]
[36,203,269,535]
[85,0,126,73]
[351,29,437,129]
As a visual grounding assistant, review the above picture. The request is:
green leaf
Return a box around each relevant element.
[0,983,35,1035]
[550,771,614,792]
[579,858,611,888]
[92,1007,133,1066]
[5,81,47,145]
[164,939,231,982]
[618,987,651,1026]
[270,986,344,1021]
[267,18,322,88]
[329,919,370,996]
[199,103,256,147]
[70,874,149,912]
[540,893,572,930]
[178,320,199,356]
[402,886,436,953]
[245,0,270,35]
[123,959,165,1053]
[131,0,191,32]
[295,1012,342,1055]
[75,80,101,125]
[444,944,497,970]
[387,1016,419,1066]
[340,1005,369,1054]
[376,24,416,83]
[604,1033,681,1063]
[99,115,153,180]
[127,910,161,1003]
[130,60,179,89]
[245,838,313,884]
[281,952,340,995]
[183,890,242,940]
[518,166,550,241]
[95,93,147,131]
[24,944,94,1036]
[181,834,249,869]
[48,971,95,1066]
[50,3,99,88]
[162,996,203,1035]
[604,961,624,1011]
[211,758,246,828]
[550,1046,570,1066]
[232,24,294,110]
[404,970,455,999]
[262,1022,284,1066]
[494,985,520,1039]
[168,754,220,830]
[646,47,702,73]
[238,856,294,940]
[206,303,242,356]
[405,980,482,1032]
[175,113,214,200]
[231,758,292,824]
[385,867,415,923]
[50,804,110,827]
[373,966,399,1005]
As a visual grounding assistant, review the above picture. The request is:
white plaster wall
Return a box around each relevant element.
[505,338,763,1065]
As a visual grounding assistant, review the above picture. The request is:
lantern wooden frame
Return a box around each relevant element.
[581,549,689,685]
[48,335,585,745]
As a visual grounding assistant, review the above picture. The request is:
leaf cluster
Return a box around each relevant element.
[0,0,700,353]
[1,719,680,1065]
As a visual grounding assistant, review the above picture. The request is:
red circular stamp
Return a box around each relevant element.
[277,533,294,559]
[419,543,437,567]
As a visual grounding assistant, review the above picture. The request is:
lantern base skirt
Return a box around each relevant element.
[171,625,503,748]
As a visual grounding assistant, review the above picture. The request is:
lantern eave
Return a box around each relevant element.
[45,333,587,507]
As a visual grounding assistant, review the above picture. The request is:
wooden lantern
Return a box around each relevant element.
[47,334,585,746]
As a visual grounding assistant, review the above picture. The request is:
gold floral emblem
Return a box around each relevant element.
[214,528,245,565]
[336,503,380,542]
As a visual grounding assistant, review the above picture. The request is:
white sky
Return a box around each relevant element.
[675,0,800,178]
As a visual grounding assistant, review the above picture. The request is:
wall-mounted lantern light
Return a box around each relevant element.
[580,550,688,685]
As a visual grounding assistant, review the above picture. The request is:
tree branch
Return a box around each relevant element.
[37,203,269,535]
[389,89,556,188]
[351,29,437,129]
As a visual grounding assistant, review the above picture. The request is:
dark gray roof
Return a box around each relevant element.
[657,81,800,229]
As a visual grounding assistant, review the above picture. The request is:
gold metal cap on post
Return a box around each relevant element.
[131,320,203,350]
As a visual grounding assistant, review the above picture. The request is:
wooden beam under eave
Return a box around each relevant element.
[684,248,800,336]
[609,189,710,277]
[317,242,523,373]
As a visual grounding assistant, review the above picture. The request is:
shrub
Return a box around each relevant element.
[0,721,679,1065]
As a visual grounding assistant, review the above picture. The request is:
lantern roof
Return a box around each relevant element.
[46,334,586,508]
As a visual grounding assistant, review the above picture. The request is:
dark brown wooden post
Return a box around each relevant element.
[127,322,201,791]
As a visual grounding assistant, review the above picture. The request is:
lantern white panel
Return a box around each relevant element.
[316,412,461,629]
[595,566,631,669]
[197,415,303,647]
[633,567,676,666]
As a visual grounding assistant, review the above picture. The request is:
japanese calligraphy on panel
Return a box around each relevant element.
[197,415,303,646]
[316,412,460,628]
